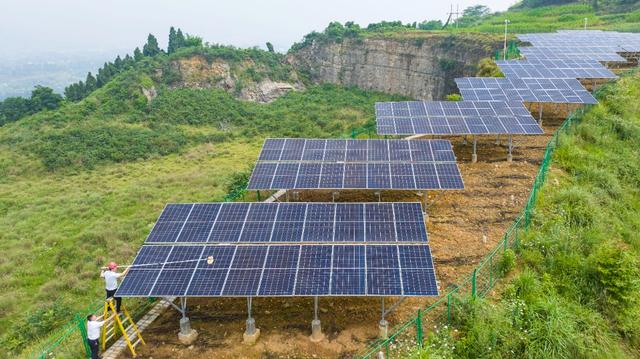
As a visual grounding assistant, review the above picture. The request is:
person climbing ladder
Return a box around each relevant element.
[100,261,129,312]
[86,313,115,359]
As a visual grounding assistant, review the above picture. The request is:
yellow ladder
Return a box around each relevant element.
[100,298,146,357]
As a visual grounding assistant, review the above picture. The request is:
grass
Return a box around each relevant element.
[410,70,640,358]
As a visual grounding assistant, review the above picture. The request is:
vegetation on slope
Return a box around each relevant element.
[412,71,640,358]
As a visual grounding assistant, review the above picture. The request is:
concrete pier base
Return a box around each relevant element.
[178,317,198,345]
[507,154,513,162]
[472,154,478,163]
[310,319,325,342]
[243,318,260,345]
[379,319,389,339]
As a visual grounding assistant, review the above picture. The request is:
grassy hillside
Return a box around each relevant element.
[0,46,404,354]
[411,71,640,358]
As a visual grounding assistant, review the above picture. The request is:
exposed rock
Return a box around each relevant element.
[142,86,157,102]
[287,34,501,99]
[168,55,303,103]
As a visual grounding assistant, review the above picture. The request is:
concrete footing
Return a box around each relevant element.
[178,317,198,345]
[472,154,478,163]
[310,319,325,342]
[507,154,513,162]
[243,318,260,344]
[243,329,260,344]
[379,319,389,339]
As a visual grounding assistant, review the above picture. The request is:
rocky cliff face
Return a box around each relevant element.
[288,34,501,100]
[168,55,304,103]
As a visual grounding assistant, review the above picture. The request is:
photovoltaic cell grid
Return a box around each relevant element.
[375,100,543,136]
[115,244,438,297]
[517,31,640,52]
[495,59,617,79]
[145,202,429,244]
[247,139,464,190]
[518,47,627,62]
[454,77,598,104]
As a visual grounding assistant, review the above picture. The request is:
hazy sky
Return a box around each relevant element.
[2,0,515,56]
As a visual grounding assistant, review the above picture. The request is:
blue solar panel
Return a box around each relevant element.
[455,77,597,104]
[117,244,438,297]
[248,139,463,190]
[145,203,428,244]
[375,100,543,136]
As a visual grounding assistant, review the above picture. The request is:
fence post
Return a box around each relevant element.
[471,269,477,299]
[76,313,91,359]
[416,309,423,348]
[447,293,451,323]
[489,255,493,288]
[503,235,508,253]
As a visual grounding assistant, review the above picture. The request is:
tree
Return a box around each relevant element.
[30,86,63,112]
[458,5,491,27]
[143,34,161,56]
[418,20,443,30]
[85,72,97,92]
[183,34,202,48]
[133,47,143,61]
[168,26,178,54]
[64,82,85,102]
[0,96,32,124]
[266,42,274,53]
[176,29,186,49]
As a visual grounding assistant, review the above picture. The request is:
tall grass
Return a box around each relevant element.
[412,71,640,358]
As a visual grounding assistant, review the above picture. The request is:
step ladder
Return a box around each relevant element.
[101,298,145,357]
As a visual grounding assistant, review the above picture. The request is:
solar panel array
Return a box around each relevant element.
[518,30,640,52]
[247,139,464,190]
[455,77,598,104]
[145,203,428,244]
[375,100,543,136]
[495,59,617,79]
[518,47,627,62]
[117,202,439,297]
[116,243,438,297]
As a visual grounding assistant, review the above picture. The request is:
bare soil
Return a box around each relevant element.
[123,111,570,359]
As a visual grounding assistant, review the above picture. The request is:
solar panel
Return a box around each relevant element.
[455,77,598,104]
[518,47,627,62]
[247,139,464,190]
[495,59,617,79]
[145,202,428,244]
[518,30,640,52]
[375,100,543,136]
[116,243,439,297]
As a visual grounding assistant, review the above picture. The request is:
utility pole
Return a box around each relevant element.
[503,19,511,61]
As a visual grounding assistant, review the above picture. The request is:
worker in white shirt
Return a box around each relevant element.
[100,262,130,312]
[86,313,115,359]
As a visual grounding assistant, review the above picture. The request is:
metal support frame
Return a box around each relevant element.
[310,296,324,341]
[495,134,501,145]
[507,135,513,162]
[332,191,339,202]
[245,296,256,335]
[293,191,300,202]
[381,296,406,321]
[163,297,187,317]
[374,191,381,202]
[538,103,544,127]
[472,136,478,163]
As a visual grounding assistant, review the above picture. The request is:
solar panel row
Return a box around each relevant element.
[146,202,429,244]
[495,59,617,79]
[257,138,455,162]
[116,244,438,297]
[248,161,463,190]
[375,100,543,136]
[454,77,598,104]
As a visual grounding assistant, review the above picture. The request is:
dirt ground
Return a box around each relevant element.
[124,109,571,359]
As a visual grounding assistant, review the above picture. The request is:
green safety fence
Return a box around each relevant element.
[356,104,591,358]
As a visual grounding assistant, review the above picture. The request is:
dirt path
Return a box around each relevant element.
[123,113,568,359]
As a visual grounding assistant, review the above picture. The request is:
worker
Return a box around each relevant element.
[100,262,129,312]
[86,313,114,359]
